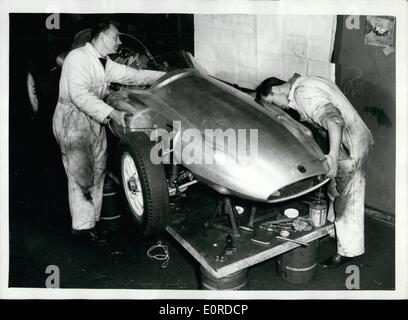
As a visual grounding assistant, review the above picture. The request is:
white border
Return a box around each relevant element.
[0,0,407,300]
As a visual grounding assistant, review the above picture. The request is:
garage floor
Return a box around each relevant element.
[8,135,395,290]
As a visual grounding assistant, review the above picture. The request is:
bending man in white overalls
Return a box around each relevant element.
[53,19,165,241]
[256,74,373,268]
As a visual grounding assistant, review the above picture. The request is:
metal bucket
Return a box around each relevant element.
[100,177,122,231]
[200,267,248,290]
[276,240,318,284]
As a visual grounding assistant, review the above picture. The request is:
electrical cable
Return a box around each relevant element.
[146,241,169,268]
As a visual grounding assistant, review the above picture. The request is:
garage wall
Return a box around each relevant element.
[194,14,336,89]
[333,16,395,216]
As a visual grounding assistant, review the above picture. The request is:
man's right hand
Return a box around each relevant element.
[324,152,339,179]
[109,110,128,127]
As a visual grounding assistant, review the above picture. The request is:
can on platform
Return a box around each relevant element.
[276,240,319,284]
[309,200,328,227]
[200,266,248,290]
[100,176,122,231]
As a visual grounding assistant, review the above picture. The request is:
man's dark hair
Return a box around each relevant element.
[255,77,286,102]
[90,18,120,40]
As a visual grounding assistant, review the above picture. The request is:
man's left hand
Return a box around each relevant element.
[109,110,128,127]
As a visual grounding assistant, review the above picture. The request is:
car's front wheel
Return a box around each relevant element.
[118,132,169,236]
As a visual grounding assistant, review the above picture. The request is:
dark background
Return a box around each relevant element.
[9,13,197,288]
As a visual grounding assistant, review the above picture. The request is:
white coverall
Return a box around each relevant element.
[288,76,374,257]
[53,42,164,231]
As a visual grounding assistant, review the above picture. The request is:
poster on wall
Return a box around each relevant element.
[364,16,396,47]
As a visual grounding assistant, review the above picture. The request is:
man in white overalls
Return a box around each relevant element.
[256,74,373,268]
[53,19,165,241]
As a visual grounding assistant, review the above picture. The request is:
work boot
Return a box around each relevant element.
[72,227,107,246]
[320,253,354,269]
[95,221,111,237]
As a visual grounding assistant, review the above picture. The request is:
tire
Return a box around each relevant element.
[118,131,170,236]
[25,63,59,122]
[26,70,40,116]
[25,66,50,118]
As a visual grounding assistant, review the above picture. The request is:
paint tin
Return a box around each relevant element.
[284,208,299,218]
[308,200,327,227]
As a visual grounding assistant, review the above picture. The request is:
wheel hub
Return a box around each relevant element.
[122,151,145,218]
[127,176,139,194]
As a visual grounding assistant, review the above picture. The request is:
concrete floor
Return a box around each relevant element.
[9,137,395,290]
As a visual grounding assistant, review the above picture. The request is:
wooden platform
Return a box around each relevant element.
[166,219,334,279]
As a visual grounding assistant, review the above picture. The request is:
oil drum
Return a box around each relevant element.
[276,240,318,284]
[200,266,248,290]
[100,176,122,231]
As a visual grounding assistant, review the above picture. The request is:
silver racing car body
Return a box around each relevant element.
[107,50,330,205]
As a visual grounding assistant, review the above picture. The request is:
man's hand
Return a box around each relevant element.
[324,152,339,178]
[109,110,128,127]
